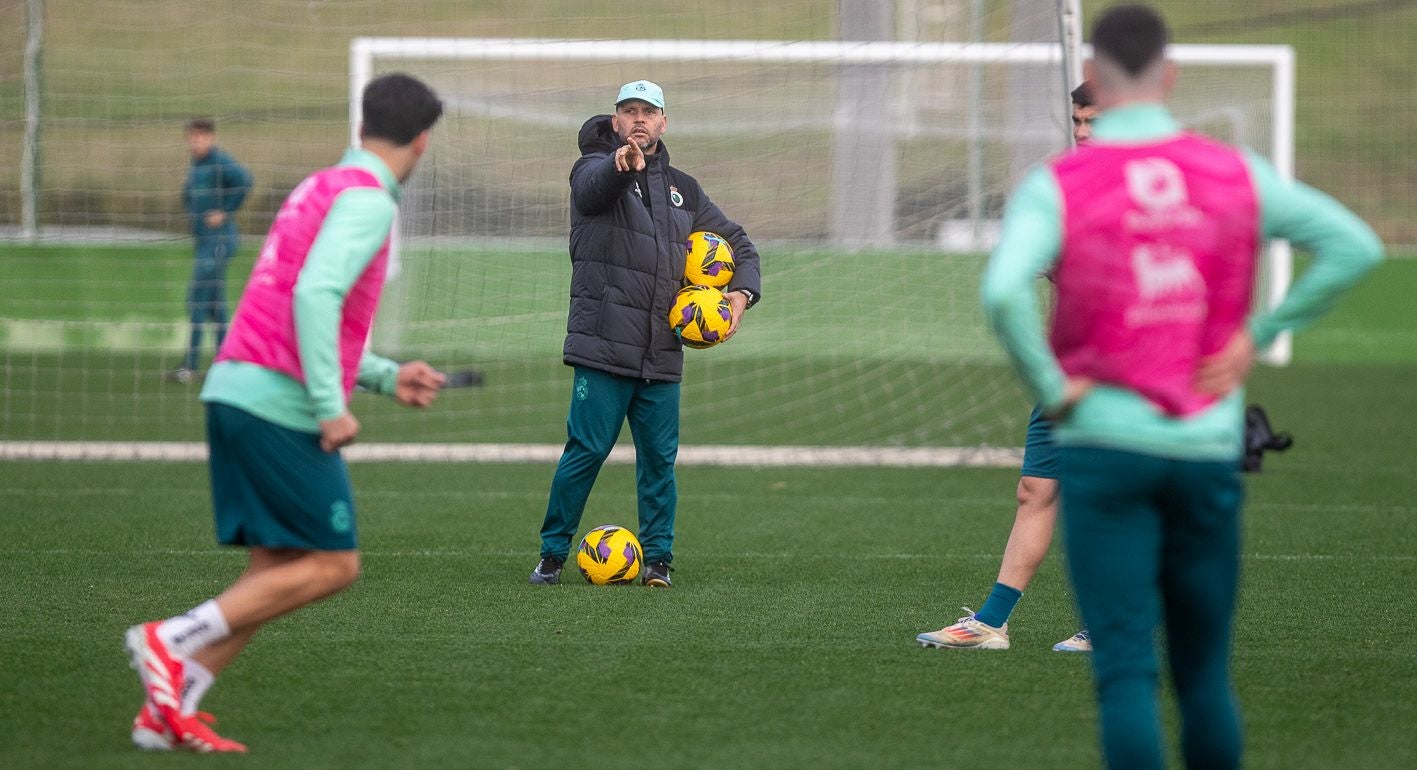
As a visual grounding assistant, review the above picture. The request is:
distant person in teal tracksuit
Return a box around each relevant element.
[983,5,1381,767]
[170,118,252,384]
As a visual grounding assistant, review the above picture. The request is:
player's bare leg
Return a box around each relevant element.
[212,548,361,635]
[191,548,356,675]
[996,475,1060,591]
[187,549,296,675]
[127,548,360,751]
[993,476,1090,650]
[918,476,1058,649]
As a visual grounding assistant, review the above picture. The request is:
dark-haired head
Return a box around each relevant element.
[185,118,218,159]
[1071,81,1100,144]
[1083,4,1175,108]
[1070,81,1094,108]
[1092,4,1169,76]
[360,73,444,146]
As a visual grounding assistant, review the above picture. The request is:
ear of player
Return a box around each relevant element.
[670,231,736,349]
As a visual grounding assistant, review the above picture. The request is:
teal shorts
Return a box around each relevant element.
[1020,405,1060,480]
[205,402,357,551]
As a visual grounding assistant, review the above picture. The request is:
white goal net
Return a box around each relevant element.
[351,36,1292,452]
[0,1,1296,462]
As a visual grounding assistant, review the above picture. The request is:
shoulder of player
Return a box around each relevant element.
[326,185,396,223]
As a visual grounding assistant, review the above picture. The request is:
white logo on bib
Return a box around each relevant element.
[1123,157,1202,231]
[1132,243,1203,300]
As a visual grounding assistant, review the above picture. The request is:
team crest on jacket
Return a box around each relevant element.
[669,186,684,207]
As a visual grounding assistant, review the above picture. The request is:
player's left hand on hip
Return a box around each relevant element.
[1195,329,1256,397]
[724,291,749,340]
[395,361,446,408]
[1046,376,1094,419]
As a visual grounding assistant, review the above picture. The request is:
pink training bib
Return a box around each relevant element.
[217,166,390,397]
[1050,133,1259,417]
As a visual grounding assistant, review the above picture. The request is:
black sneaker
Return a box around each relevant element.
[529,555,564,585]
[642,559,673,588]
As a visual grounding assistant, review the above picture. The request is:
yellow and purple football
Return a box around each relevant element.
[669,285,733,349]
[576,525,643,585]
[684,231,735,288]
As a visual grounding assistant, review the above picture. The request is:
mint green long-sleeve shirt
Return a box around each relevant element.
[200,148,404,433]
[982,103,1383,461]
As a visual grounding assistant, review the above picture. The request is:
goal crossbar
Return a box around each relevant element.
[350,37,1295,363]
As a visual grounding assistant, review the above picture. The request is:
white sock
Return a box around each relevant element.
[181,659,216,716]
[157,599,231,658]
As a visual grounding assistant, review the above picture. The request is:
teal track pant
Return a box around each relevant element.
[1060,446,1244,770]
[539,366,680,563]
[184,236,237,371]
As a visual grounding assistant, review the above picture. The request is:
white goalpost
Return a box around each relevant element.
[351,34,1297,422]
[345,39,1297,371]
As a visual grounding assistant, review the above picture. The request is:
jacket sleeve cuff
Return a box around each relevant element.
[730,287,759,308]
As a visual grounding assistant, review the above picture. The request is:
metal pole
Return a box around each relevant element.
[832,0,896,249]
[21,0,44,241]
[350,38,372,147]
[1057,0,1084,147]
[965,0,984,247]
[1261,47,1297,366]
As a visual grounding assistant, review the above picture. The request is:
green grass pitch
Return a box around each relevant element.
[2,441,1416,768]
[2,250,1416,767]
[4,0,1417,761]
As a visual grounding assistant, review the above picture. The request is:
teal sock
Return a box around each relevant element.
[975,582,1023,628]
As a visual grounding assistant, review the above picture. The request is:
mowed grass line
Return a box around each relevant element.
[2,454,1415,769]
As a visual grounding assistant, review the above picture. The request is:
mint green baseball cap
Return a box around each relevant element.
[615,80,665,111]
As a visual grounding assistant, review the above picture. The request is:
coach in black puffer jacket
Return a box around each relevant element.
[531,80,761,590]
[565,114,761,380]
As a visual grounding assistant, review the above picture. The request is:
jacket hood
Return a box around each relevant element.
[578,114,668,161]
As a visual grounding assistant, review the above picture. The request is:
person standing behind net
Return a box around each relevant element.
[529,80,762,588]
[917,81,1098,654]
[169,118,252,384]
[124,73,446,753]
[982,5,1381,768]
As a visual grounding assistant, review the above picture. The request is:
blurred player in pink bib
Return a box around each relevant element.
[123,73,446,753]
[982,5,1381,767]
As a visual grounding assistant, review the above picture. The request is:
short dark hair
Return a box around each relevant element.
[1070,81,1094,108]
[1091,4,1170,76]
[185,118,216,133]
[361,73,444,146]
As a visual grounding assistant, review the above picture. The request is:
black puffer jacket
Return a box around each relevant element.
[564,114,762,382]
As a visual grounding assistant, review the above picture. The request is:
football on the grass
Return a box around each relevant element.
[576,525,643,585]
